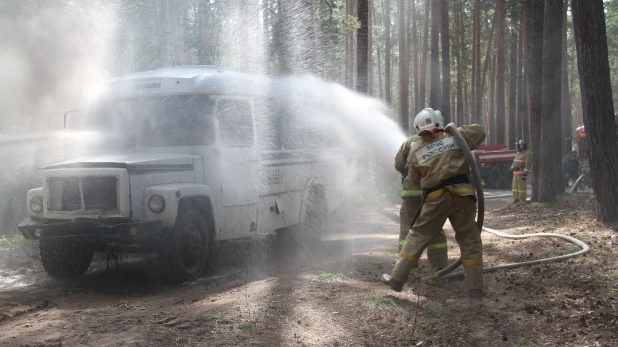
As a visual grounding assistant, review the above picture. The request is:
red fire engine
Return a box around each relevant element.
[574,112,618,177]
[472,144,517,189]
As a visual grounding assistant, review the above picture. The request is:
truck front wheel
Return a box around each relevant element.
[486,166,502,189]
[162,208,213,282]
[39,239,94,279]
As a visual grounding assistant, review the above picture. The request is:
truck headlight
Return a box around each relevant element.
[147,194,166,213]
[30,196,43,213]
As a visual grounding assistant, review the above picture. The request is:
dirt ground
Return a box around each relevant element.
[0,191,617,346]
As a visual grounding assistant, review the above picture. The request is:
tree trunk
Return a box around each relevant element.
[517,8,525,141]
[479,11,497,118]
[490,53,496,143]
[496,0,506,145]
[263,0,269,69]
[469,0,481,123]
[397,0,409,132]
[474,0,482,125]
[525,0,543,201]
[411,0,419,113]
[508,6,518,148]
[345,0,351,86]
[377,34,384,99]
[440,0,451,124]
[419,0,430,109]
[368,1,374,96]
[572,0,618,222]
[372,0,384,99]
[429,0,441,108]
[522,2,530,142]
[455,0,463,124]
[471,0,480,122]
[538,0,563,202]
[384,0,392,104]
[357,0,369,94]
[561,0,572,153]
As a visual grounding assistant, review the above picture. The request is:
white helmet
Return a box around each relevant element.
[414,108,444,134]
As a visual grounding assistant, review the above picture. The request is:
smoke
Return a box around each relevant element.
[0,2,115,132]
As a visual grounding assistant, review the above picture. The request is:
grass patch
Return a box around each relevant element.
[573,233,591,242]
[362,296,397,309]
[265,302,290,316]
[422,301,444,329]
[515,338,544,347]
[210,313,231,324]
[382,251,400,259]
[0,234,28,250]
[317,272,348,282]
[237,323,252,331]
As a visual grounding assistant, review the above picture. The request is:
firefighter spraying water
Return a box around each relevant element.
[382,108,486,299]
[395,133,448,270]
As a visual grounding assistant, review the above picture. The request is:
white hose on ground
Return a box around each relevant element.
[484,194,513,200]
[436,226,590,280]
[422,124,590,281]
[569,174,587,193]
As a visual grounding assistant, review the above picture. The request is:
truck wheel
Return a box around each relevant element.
[501,166,513,189]
[163,208,212,282]
[299,186,327,246]
[486,166,502,189]
[39,239,94,279]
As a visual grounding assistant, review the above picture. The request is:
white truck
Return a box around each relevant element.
[18,66,347,281]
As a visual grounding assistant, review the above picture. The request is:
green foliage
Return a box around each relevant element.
[362,296,397,309]
[515,338,545,347]
[382,251,400,259]
[210,313,231,324]
[0,233,27,250]
[317,272,348,282]
[265,303,290,316]
[343,15,360,31]
[422,301,444,329]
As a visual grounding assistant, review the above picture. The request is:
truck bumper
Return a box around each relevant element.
[18,217,162,245]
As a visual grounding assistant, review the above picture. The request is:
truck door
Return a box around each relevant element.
[216,99,260,207]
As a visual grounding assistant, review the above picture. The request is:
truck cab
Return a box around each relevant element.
[18,66,346,281]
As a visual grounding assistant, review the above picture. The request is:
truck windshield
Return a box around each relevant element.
[86,95,215,147]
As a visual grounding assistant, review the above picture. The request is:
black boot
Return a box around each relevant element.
[381,274,403,292]
[469,289,485,299]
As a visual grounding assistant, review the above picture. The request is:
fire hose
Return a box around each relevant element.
[418,123,590,281]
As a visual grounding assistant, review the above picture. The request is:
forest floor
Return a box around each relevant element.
[0,190,616,346]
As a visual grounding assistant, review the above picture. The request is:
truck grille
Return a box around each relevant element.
[48,176,118,211]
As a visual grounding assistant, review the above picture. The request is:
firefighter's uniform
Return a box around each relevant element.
[391,124,486,292]
[510,148,532,202]
[395,136,448,270]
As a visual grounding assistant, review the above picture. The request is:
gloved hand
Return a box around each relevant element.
[522,173,528,181]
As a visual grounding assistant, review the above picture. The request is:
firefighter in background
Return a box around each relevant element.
[382,108,486,299]
[395,135,448,271]
[510,140,532,203]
